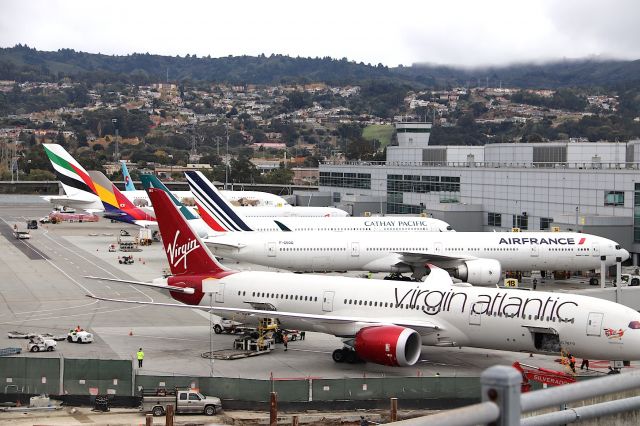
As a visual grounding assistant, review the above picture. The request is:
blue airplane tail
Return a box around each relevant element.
[121,161,136,191]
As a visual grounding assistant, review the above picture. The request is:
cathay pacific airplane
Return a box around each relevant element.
[186,170,454,232]
[87,188,640,367]
[203,229,628,284]
[43,144,346,217]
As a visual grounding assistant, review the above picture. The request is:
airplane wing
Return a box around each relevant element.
[42,195,97,205]
[87,295,442,335]
[397,252,477,267]
[133,220,158,228]
[202,238,247,249]
[85,276,194,294]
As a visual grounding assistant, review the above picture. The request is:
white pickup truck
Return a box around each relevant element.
[141,388,222,416]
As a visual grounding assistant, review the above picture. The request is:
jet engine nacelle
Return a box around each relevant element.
[454,259,502,286]
[354,325,422,366]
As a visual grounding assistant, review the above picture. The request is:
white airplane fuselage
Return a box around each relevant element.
[206,231,628,276]
[120,190,347,217]
[171,270,640,361]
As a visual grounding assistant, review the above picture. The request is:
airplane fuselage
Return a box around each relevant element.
[171,270,640,361]
[206,231,627,274]
[121,190,347,217]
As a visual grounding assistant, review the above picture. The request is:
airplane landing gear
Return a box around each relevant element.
[332,347,363,364]
[383,273,414,282]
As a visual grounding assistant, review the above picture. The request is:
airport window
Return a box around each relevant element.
[540,217,554,230]
[488,212,502,227]
[605,191,624,206]
[513,214,528,230]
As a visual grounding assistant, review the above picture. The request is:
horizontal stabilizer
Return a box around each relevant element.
[84,276,194,294]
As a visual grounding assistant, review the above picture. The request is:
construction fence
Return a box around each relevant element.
[0,356,482,402]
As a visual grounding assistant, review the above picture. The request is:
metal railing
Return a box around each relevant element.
[388,365,640,425]
[321,160,640,170]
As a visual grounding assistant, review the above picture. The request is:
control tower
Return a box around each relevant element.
[395,121,432,148]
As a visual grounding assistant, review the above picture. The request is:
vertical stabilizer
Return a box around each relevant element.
[121,161,136,191]
[148,188,229,276]
[43,144,98,199]
[185,171,253,231]
[88,171,155,224]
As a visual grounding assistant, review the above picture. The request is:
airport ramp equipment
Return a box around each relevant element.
[0,347,22,356]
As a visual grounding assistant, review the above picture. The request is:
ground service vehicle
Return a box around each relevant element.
[119,255,134,265]
[212,318,253,334]
[141,388,221,416]
[28,336,56,352]
[67,330,93,343]
[26,220,38,230]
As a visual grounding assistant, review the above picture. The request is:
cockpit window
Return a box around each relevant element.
[446,226,453,231]
[616,245,621,250]
[628,321,640,329]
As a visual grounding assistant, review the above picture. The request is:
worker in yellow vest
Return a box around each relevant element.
[137,348,144,368]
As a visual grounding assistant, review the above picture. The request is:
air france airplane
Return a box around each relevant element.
[204,230,629,284]
[88,188,640,367]
[42,144,335,215]
[186,171,454,232]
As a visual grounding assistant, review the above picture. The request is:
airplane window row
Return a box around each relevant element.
[343,299,421,310]
[264,228,431,232]
[280,247,346,251]
[476,310,574,323]
[247,291,318,302]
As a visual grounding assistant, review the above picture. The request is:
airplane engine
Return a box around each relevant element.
[453,259,502,286]
[354,325,422,367]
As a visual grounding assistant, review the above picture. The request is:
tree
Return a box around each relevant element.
[263,163,293,184]
[229,156,260,183]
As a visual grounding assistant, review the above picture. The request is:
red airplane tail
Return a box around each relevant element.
[148,188,228,276]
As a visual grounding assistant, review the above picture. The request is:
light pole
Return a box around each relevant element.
[225,121,229,189]
[111,118,119,162]
[209,292,214,377]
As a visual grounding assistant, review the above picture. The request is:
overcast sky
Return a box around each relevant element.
[1,0,638,67]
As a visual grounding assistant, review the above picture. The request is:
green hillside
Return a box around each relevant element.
[362,124,394,147]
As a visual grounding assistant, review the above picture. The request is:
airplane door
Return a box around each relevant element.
[530,245,539,257]
[469,303,481,326]
[322,291,335,312]
[591,242,600,257]
[267,241,276,257]
[202,278,224,303]
[351,242,360,257]
[586,312,603,336]
[434,242,443,255]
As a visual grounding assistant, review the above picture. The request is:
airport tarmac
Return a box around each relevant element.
[0,197,618,380]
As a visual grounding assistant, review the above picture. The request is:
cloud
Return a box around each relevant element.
[0,0,637,67]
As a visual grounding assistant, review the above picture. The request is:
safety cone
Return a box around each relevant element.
[129,330,133,336]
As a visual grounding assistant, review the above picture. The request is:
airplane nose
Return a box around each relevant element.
[622,249,630,261]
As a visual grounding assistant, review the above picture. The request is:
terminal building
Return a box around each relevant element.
[314,121,640,264]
